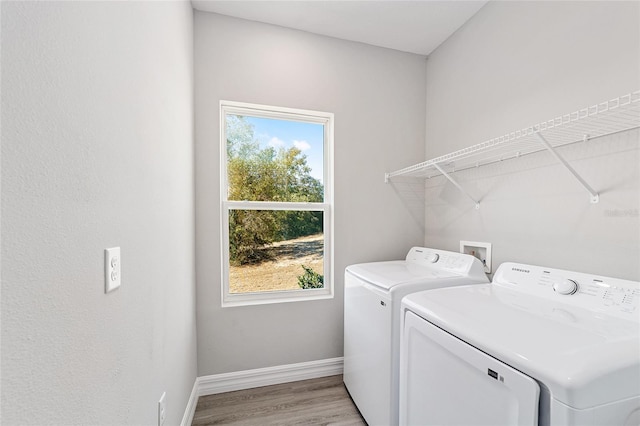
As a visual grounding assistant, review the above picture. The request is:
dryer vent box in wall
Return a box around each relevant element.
[460,241,492,274]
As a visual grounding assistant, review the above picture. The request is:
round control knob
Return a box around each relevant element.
[553,279,579,295]
[426,253,440,263]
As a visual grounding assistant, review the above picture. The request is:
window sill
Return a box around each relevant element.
[221,288,334,308]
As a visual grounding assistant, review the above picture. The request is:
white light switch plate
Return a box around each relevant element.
[105,247,121,293]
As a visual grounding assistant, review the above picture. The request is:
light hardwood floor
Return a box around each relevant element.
[191,375,367,425]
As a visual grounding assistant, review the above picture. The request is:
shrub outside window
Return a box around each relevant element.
[220,101,334,306]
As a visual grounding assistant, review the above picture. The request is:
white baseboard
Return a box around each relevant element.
[181,357,344,425]
[198,357,344,396]
[180,379,199,426]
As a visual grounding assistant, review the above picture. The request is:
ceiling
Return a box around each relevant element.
[191,1,488,56]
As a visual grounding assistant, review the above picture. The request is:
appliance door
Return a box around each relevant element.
[344,272,393,426]
[400,311,540,426]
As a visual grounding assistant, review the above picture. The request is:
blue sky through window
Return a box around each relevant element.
[246,116,324,182]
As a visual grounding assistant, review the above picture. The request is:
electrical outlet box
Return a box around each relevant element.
[460,241,492,274]
[104,247,121,293]
[158,392,166,426]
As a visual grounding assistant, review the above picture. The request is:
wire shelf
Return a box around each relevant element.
[386,91,640,181]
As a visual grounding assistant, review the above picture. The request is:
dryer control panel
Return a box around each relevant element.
[493,262,640,321]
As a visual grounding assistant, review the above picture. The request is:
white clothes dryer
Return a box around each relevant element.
[399,262,640,426]
[343,247,488,426]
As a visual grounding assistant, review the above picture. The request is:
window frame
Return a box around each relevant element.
[219,100,334,307]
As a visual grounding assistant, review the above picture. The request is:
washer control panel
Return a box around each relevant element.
[406,247,485,276]
[494,262,640,320]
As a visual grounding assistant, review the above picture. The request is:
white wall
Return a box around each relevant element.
[1,2,196,425]
[424,1,640,280]
[195,12,426,375]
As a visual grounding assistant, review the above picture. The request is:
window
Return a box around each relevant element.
[220,101,334,306]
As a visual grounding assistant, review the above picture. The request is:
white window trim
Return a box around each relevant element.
[220,100,334,307]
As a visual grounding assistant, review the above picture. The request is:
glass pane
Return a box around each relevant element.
[225,114,324,202]
[228,209,324,294]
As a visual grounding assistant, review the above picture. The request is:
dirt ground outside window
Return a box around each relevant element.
[229,234,324,293]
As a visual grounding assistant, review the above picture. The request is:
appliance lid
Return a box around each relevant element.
[346,261,458,291]
[402,283,640,410]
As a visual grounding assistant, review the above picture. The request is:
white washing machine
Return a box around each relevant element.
[399,262,640,426]
[343,247,488,426]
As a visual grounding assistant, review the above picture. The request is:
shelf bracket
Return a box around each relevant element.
[534,132,599,203]
[432,163,480,209]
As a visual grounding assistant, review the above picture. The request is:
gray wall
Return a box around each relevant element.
[423,1,640,280]
[1,1,197,425]
[195,12,426,375]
